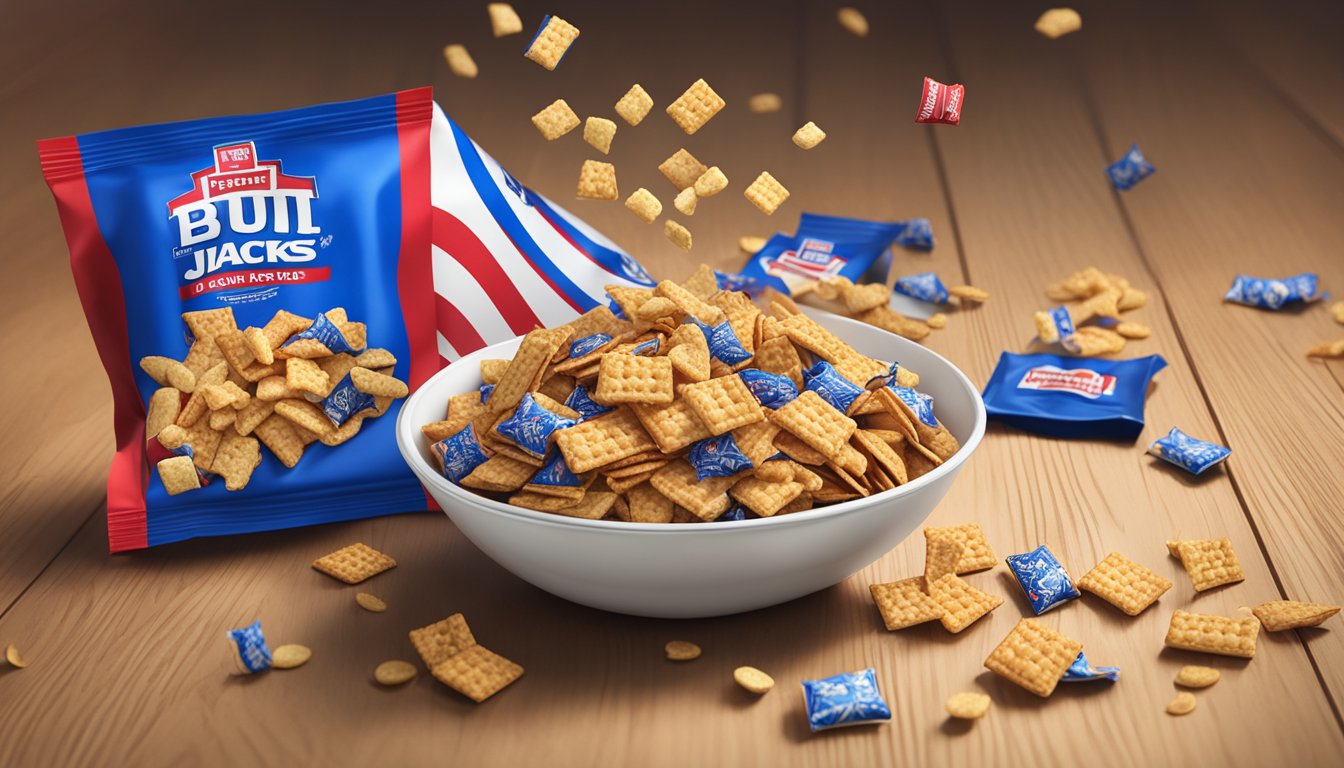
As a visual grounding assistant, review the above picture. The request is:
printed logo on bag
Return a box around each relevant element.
[167,141,329,299]
[1016,365,1117,399]
[765,238,845,280]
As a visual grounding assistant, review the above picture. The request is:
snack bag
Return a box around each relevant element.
[981,352,1168,440]
[429,103,654,361]
[733,213,909,295]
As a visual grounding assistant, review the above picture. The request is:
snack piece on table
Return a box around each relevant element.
[870,578,943,630]
[1174,665,1220,688]
[1169,537,1245,592]
[1164,610,1259,658]
[945,692,991,720]
[312,542,397,584]
[1076,552,1172,616]
[929,573,1003,633]
[984,619,1082,697]
[1252,600,1340,632]
[734,666,775,694]
[923,523,997,573]
[523,14,580,71]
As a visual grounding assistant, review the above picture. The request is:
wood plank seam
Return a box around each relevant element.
[924,2,974,285]
[0,501,100,622]
[1066,46,1344,736]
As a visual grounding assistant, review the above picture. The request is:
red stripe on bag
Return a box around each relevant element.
[435,294,487,356]
[36,135,150,552]
[395,87,437,392]
[432,207,544,335]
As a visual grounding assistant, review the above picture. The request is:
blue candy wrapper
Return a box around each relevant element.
[227,619,272,674]
[1148,427,1231,475]
[692,318,752,365]
[530,451,582,488]
[688,433,755,481]
[894,218,934,250]
[1061,651,1120,683]
[608,297,627,319]
[432,423,493,484]
[570,333,613,358]
[890,386,938,428]
[1223,272,1319,310]
[495,392,577,458]
[982,352,1168,440]
[631,337,661,356]
[803,361,864,414]
[1006,545,1081,615]
[1039,306,1077,345]
[1106,144,1156,191]
[479,383,495,403]
[321,373,376,427]
[737,213,908,295]
[893,272,950,304]
[281,312,356,355]
[716,506,748,522]
[738,368,799,409]
[715,269,769,296]
[564,384,611,421]
[801,668,892,732]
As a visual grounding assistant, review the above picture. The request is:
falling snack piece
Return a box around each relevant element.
[624,188,662,223]
[1035,8,1082,39]
[583,116,617,155]
[739,236,768,253]
[576,160,619,201]
[665,78,725,135]
[748,92,782,113]
[665,220,693,251]
[532,99,581,140]
[615,83,654,126]
[837,7,869,36]
[659,148,709,191]
[443,44,478,78]
[792,122,827,150]
[743,171,790,215]
[673,187,697,216]
[487,3,522,37]
[694,167,728,198]
[523,15,580,71]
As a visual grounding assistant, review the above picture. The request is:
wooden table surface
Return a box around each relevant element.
[3,1,1343,765]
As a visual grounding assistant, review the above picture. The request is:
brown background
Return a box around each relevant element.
[3,0,1344,765]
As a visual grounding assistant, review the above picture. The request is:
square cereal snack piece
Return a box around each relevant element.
[409,613,477,667]
[983,619,1082,697]
[350,367,409,398]
[462,455,537,493]
[157,456,200,496]
[929,573,1004,633]
[260,309,312,349]
[1165,610,1259,658]
[532,99,581,140]
[254,413,307,468]
[673,187,697,216]
[275,399,335,437]
[1076,552,1173,616]
[870,578,943,630]
[624,188,662,223]
[654,280,722,324]
[443,44,478,78]
[664,220,692,251]
[432,644,524,703]
[630,399,712,453]
[730,478,804,517]
[1252,600,1341,632]
[748,92,782,113]
[182,307,237,343]
[925,536,965,588]
[488,327,570,413]
[182,338,226,379]
[658,149,708,191]
[488,2,522,36]
[146,387,182,440]
[285,358,330,397]
[595,353,674,405]
[212,432,261,491]
[743,171,790,215]
[682,375,765,435]
[792,121,827,150]
[521,490,617,520]
[312,542,397,585]
[242,326,274,366]
[614,83,654,126]
[768,390,856,459]
[235,398,275,437]
[666,78,725,135]
[577,160,619,201]
[523,14,580,70]
[693,167,728,198]
[627,482,675,523]
[649,460,736,521]
[1175,538,1245,592]
[583,116,617,155]
[554,408,657,473]
[924,523,997,573]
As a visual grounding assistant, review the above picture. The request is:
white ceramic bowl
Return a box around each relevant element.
[396,310,986,618]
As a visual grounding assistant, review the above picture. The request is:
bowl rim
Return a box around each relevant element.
[396,310,986,535]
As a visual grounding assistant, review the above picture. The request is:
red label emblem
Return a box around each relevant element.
[1017,366,1117,399]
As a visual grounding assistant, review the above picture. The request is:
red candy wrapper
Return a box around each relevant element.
[914,76,964,126]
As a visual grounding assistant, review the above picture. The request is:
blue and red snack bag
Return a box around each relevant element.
[733,213,909,296]
[982,352,1168,440]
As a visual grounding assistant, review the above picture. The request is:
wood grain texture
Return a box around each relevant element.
[2,1,1343,766]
